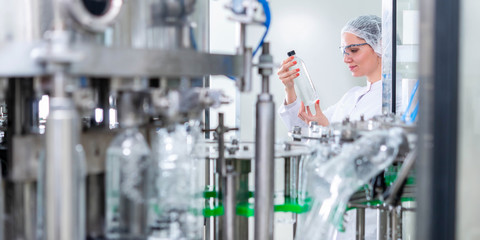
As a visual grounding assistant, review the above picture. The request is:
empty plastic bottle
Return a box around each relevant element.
[150,121,203,240]
[287,50,319,107]
[105,127,153,239]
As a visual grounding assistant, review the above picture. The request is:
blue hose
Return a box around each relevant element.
[252,0,271,58]
[227,0,271,81]
[410,102,419,122]
[189,26,198,51]
[401,80,419,122]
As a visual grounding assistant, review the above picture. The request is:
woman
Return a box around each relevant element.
[278,15,384,239]
[278,15,383,129]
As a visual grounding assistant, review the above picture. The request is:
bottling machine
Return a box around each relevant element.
[0,0,418,240]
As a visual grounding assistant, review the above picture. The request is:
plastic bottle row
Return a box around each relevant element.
[35,121,205,240]
[105,121,204,240]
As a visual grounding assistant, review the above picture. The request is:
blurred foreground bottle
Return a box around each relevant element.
[150,121,203,240]
[287,50,319,108]
[105,126,153,239]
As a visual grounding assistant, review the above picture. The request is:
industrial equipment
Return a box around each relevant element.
[0,0,418,240]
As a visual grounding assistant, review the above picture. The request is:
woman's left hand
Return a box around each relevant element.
[297,100,330,126]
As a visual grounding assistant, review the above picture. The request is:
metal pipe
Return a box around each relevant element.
[236,159,251,240]
[348,203,416,212]
[235,23,246,92]
[242,48,253,92]
[217,113,226,175]
[52,71,67,98]
[216,113,237,240]
[284,157,291,198]
[45,97,83,240]
[386,209,392,240]
[284,141,292,201]
[236,23,246,54]
[254,95,275,240]
[391,206,402,240]
[356,208,365,240]
[235,22,252,92]
[223,164,237,240]
[255,42,275,240]
[381,0,393,114]
[385,151,416,206]
[52,0,66,31]
[392,0,397,114]
[204,158,215,240]
[377,209,388,240]
[262,75,270,93]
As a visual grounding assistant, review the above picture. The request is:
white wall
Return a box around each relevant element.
[209,0,381,141]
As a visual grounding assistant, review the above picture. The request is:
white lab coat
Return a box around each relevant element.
[278,80,382,130]
[278,80,391,240]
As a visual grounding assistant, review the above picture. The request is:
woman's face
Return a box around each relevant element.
[341,32,381,78]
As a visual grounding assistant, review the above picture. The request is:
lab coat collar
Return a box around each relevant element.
[354,80,381,100]
[366,79,382,91]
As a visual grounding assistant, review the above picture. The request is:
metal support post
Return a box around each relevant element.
[236,23,252,92]
[356,208,365,240]
[377,208,388,240]
[236,159,251,240]
[290,129,301,237]
[44,5,84,235]
[205,158,216,240]
[224,163,237,240]
[391,206,403,240]
[284,157,291,199]
[46,96,83,240]
[215,113,237,240]
[284,147,293,234]
[254,42,274,240]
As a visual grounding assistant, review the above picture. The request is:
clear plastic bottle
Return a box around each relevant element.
[105,127,153,239]
[287,50,319,107]
[150,122,203,240]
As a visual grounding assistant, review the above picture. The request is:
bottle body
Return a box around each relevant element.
[150,122,203,240]
[289,56,319,107]
[105,128,153,239]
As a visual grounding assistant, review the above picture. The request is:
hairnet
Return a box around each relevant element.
[341,15,382,56]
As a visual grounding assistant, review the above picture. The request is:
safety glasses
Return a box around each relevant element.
[339,43,369,56]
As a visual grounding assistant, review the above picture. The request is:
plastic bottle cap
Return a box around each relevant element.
[287,50,296,57]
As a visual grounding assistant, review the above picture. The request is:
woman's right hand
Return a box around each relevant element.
[297,100,330,126]
[277,56,300,104]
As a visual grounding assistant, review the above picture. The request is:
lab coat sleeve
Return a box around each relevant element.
[322,102,338,123]
[322,86,359,124]
[277,98,308,131]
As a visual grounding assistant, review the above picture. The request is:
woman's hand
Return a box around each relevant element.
[297,100,330,126]
[277,56,300,104]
